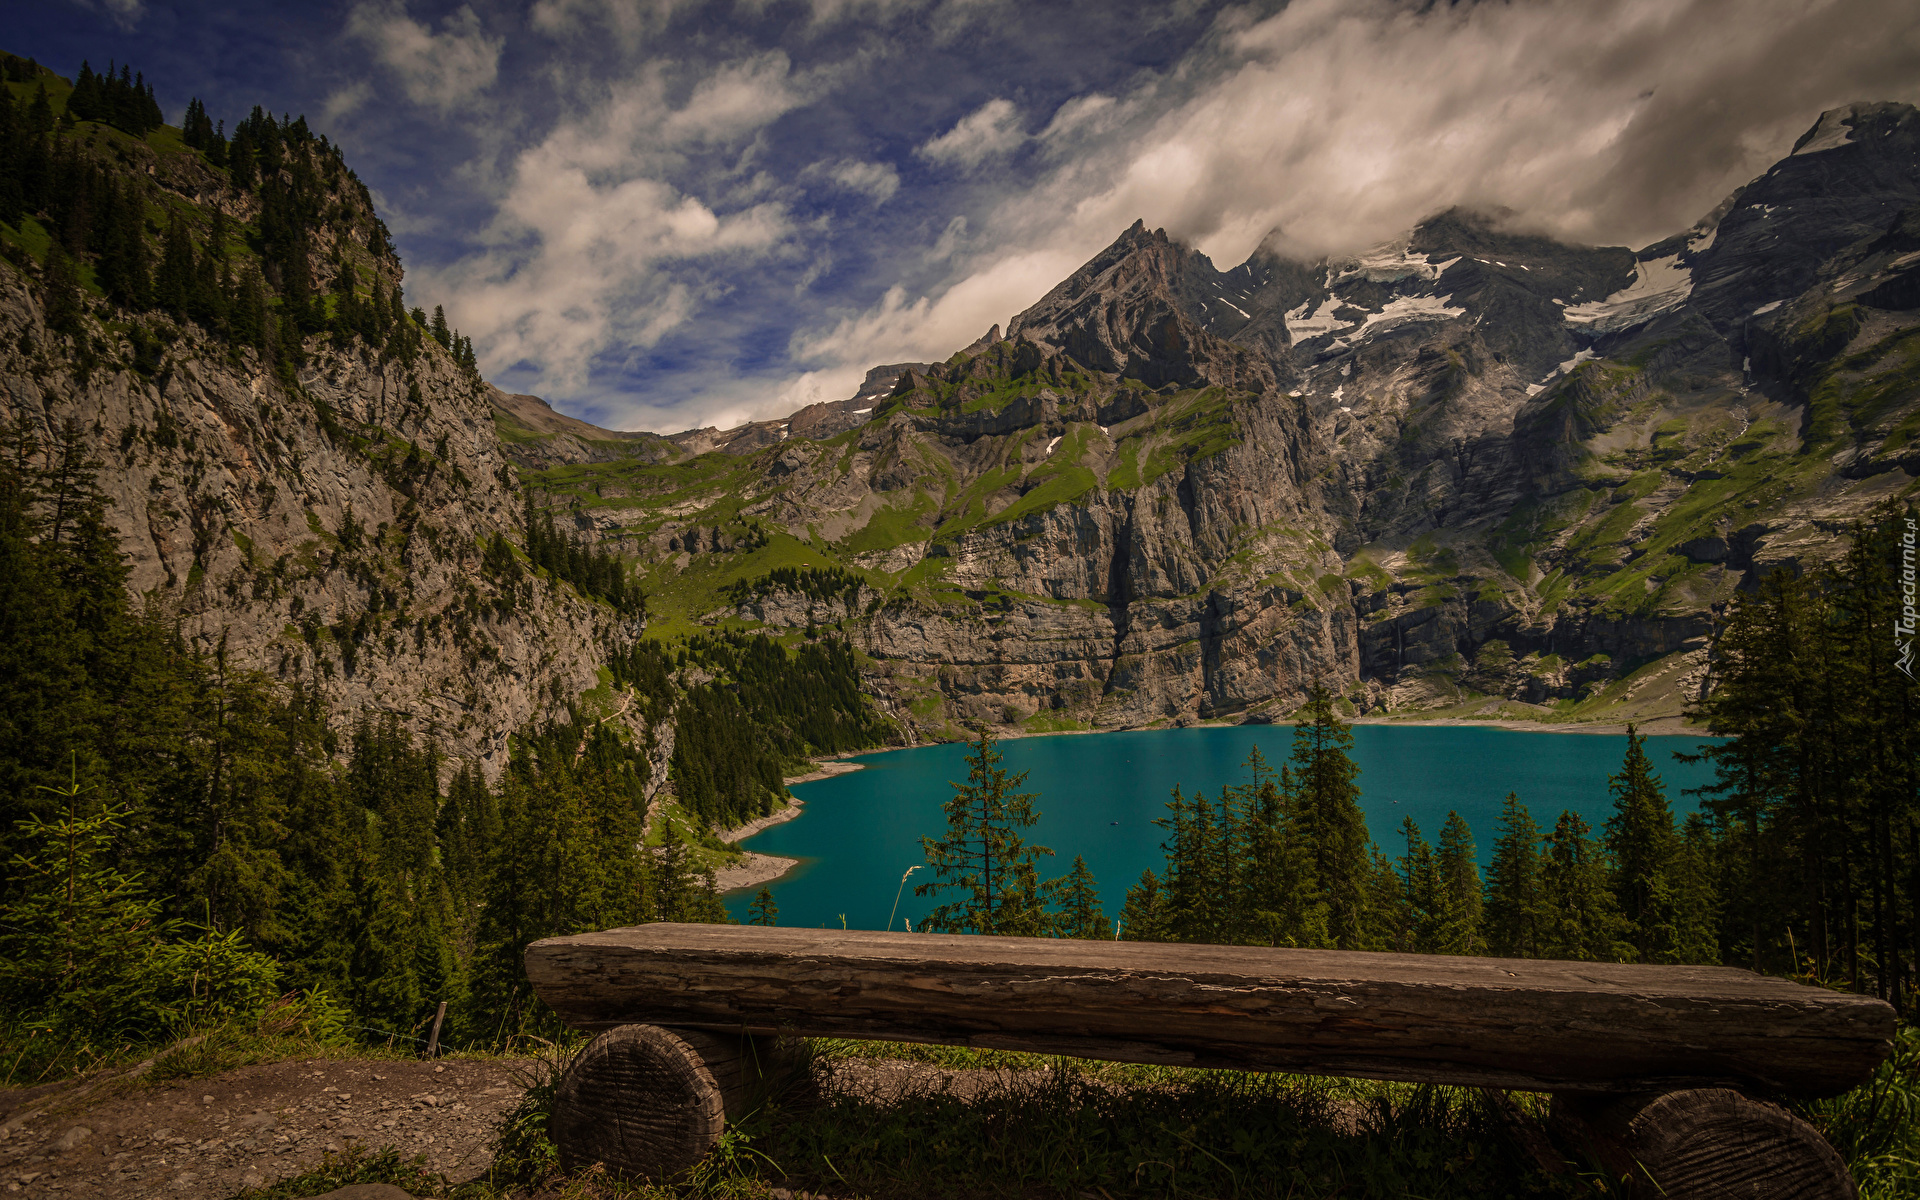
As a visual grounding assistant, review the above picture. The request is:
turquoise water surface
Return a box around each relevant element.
[721,724,1722,932]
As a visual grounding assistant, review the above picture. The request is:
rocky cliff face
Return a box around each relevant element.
[0,272,667,777]
[507,102,1920,738]
[0,78,666,782]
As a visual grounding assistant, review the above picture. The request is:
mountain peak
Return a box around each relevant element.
[1790,100,1918,156]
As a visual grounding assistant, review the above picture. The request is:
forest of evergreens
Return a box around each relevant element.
[0,51,479,385]
[0,416,890,1075]
[915,504,1918,1015]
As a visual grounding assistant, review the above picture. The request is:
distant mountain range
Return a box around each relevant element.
[492,100,1920,735]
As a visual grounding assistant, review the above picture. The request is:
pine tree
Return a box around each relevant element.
[1054,854,1105,938]
[1119,869,1170,942]
[0,773,176,1034]
[1483,792,1543,957]
[1605,725,1678,963]
[1435,810,1482,954]
[42,246,83,336]
[1393,817,1439,952]
[1669,812,1720,965]
[655,816,691,922]
[747,887,778,927]
[1539,811,1628,962]
[1288,684,1372,948]
[917,727,1054,935]
[154,213,196,320]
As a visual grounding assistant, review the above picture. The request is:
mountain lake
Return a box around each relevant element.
[721,723,1724,931]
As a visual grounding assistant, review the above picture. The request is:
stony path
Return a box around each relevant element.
[0,1056,532,1197]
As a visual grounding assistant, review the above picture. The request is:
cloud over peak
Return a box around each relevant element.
[347,2,503,110]
[917,98,1026,169]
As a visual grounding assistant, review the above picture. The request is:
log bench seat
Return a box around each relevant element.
[524,923,1897,1196]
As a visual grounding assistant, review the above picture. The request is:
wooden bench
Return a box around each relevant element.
[525,924,1897,1197]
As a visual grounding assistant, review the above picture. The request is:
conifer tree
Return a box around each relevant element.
[1669,812,1720,964]
[154,213,196,320]
[1435,810,1482,953]
[1483,792,1543,957]
[41,246,82,336]
[1054,854,1105,938]
[0,776,175,1034]
[654,816,691,922]
[1119,869,1170,941]
[917,727,1054,935]
[747,887,777,926]
[1605,725,1678,963]
[1394,816,1440,952]
[1538,811,1628,962]
[1287,684,1371,948]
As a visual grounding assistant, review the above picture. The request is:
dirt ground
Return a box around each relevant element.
[0,1055,532,1198]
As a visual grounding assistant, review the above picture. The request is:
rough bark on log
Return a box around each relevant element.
[1552,1088,1855,1199]
[549,1024,791,1181]
[524,924,1894,1096]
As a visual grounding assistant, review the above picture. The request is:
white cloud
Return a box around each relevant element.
[781,247,1080,407]
[766,0,1920,423]
[807,157,901,205]
[346,2,503,110]
[661,53,807,145]
[928,215,968,260]
[423,55,813,400]
[917,98,1026,168]
[1039,93,1119,144]
[322,81,373,123]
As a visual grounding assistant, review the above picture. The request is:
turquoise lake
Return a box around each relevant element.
[721,724,1723,932]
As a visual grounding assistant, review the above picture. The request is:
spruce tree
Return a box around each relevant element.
[1539,811,1628,962]
[916,727,1054,935]
[1435,811,1482,954]
[41,246,83,336]
[1054,854,1105,939]
[1119,869,1171,942]
[1483,792,1543,957]
[1288,684,1371,949]
[1605,725,1678,963]
[1669,812,1720,965]
[747,887,778,926]
[1394,817,1439,952]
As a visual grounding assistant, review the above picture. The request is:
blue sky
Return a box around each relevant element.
[17,0,1920,432]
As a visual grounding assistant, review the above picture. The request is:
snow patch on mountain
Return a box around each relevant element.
[1285,297,1356,340]
[1327,239,1458,287]
[1341,294,1467,344]
[1794,107,1858,156]
[1525,348,1597,396]
[1563,254,1692,333]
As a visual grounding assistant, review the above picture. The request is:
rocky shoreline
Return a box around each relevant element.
[711,761,870,894]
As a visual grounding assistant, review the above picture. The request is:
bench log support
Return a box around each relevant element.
[1551,1089,1856,1199]
[528,924,1895,1191]
[549,1024,797,1181]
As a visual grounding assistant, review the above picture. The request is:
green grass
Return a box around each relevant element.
[640,531,842,641]
[841,492,938,555]
[0,213,52,263]
[1020,711,1090,734]
[493,409,552,445]
[1107,436,1144,489]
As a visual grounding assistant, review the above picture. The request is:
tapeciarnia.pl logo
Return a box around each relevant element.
[1901,517,1917,680]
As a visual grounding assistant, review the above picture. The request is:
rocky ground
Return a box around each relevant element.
[0,1056,531,1198]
